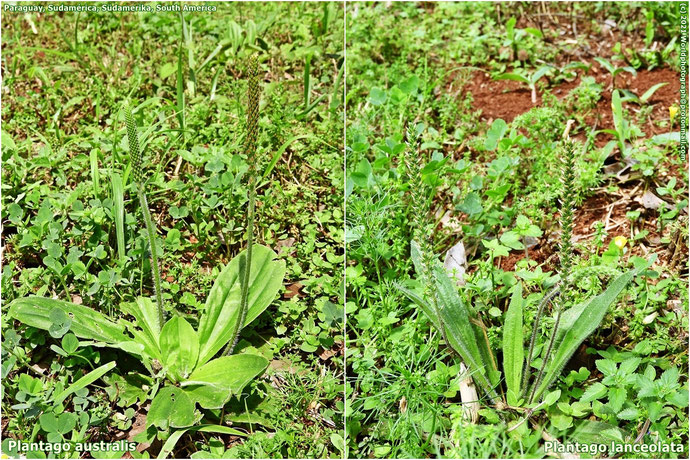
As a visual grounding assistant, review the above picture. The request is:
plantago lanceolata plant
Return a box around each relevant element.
[398,120,651,413]
[527,129,577,404]
[399,122,500,404]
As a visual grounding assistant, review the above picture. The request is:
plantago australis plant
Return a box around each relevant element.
[126,105,165,326]
[8,55,285,458]
[225,55,260,356]
[398,119,652,415]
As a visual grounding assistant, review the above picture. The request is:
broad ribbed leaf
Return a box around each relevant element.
[181,354,268,409]
[8,296,128,344]
[396,279,503,389]
[147,386,196,430]
[125,298,161,341]
[197,245,285,365]
[118,320,159,362]
[503,283,524,405]
[535,265,646,400]
[160,317,199,382]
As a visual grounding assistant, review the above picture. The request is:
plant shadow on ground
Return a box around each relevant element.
[346,2,687,458]
[2,2,344,458]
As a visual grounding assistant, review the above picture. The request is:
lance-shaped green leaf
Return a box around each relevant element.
[160,317,199,382]
[197,245,285,365]
[408,241,499,402]
[534,263,648,400]
[52,361,116,407]
[157,424,246,459]
[180,354,268,409]
[121,298,162,360]
[8,296,128,344]
[503,283,524,405]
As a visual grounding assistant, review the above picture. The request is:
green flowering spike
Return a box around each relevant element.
[124,104,164,325]
[225,55,263,357]
[404,124,428,243]
[125,106,143,184]
[559,140,577,297]
[527,137,580,404]
[245,56,260,170]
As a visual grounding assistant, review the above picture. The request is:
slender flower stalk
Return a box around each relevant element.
[225,56,261,356]
[126,105,164,328]
[528,129,577,404]
[521,285,559,395]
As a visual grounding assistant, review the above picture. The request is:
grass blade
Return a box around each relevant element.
[52,361,116,407]
[640,82,668,103]
[330,60,344,112]
[494,73,530,84]
[303,53,312,108]
[262,134,309,179]
[89,148,100,197]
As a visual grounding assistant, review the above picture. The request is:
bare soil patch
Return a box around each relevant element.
[466,66,679,133]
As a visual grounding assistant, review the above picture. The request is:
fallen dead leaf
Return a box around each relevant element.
[284,282,303,299]
[636,190,666,210]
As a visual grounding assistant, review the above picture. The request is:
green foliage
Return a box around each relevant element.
[594,56,637,87]
[126,106,165,326]
[3,3,343,457]
[226,55,261,356]
[503,284,524,406]
[9,244,284,456]
[198,245,286,364]
[495,65,554,103]
[532,263,651,401]
[345,3,684,458]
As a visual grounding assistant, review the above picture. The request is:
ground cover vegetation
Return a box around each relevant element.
[345,2,687,458]
[2,3,344,458]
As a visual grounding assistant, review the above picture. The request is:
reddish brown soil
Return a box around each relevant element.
[490,179,682,274]
[573,193,630,244]
[498,243,554,272]
[569,187,672,261]
[466,66,680,134]
[587,67,681,147]
[464,71,536,123]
